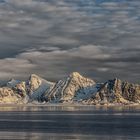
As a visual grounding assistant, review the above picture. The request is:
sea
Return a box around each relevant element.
[0,104,139,140]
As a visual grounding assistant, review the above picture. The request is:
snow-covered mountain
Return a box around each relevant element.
[26,74,55,102]
[5,74,55,103]
[44,72,96,103]
[0,72,140,105]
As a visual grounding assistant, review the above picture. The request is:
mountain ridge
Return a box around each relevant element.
[0,72,140,105]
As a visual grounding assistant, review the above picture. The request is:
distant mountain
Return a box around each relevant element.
[0,72,140,105]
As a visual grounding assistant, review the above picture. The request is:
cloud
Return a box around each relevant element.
[0,44,110,80]
[0,58,35,79]
[46,36,79,45]
[0,0,140,83]
[0,42,140,83]
[18,44,110,60]
[66,45,110,59]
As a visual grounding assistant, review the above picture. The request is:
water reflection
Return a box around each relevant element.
[0,132,139,140]
[0,104,140,112]
[0,105,140,139]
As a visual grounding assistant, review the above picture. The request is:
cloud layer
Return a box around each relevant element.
[0,0,140,83]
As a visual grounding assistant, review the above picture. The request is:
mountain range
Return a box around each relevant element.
[0,72,140,105]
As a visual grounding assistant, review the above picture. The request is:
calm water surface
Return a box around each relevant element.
[0,105,140,140]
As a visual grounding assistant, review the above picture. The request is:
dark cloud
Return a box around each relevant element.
[0,0,140,83]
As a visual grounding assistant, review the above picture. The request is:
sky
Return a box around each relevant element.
[0,0,140,83]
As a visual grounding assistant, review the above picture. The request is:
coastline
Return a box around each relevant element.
[0,102,139,107]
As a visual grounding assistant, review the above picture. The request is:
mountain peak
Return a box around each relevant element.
[27,73,55,100]
[29,74,41,79]
[70,72,82,78]
[27,74,42,93]
[69,72,95,83]
[113,77,121,82]
[44,72,96,102]
[8,78,18,83]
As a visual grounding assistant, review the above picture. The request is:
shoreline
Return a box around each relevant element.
[0,102,140,107]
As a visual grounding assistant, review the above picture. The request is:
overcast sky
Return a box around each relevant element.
[0,0,140,83]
